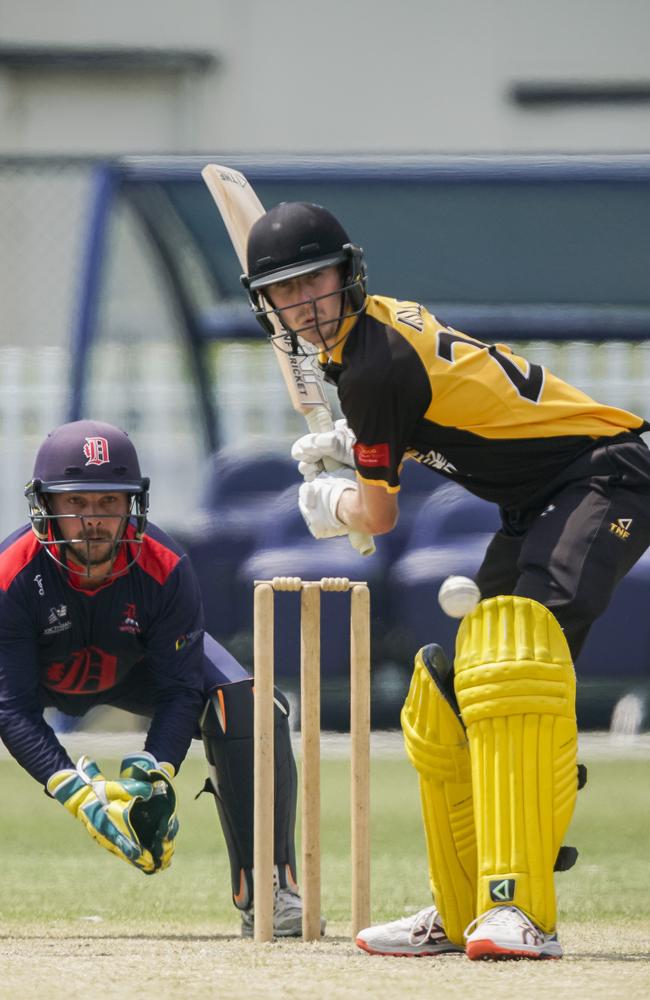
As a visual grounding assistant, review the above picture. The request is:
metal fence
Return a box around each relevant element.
[1,158,650,542]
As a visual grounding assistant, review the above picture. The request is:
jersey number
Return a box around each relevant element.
[437,330,544,403]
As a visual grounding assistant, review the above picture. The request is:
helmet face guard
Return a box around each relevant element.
[25,420,150,579]
[243,244,367,352]
[242,202,367,352]
[25,486,149,579]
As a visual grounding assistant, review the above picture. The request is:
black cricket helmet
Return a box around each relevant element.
[242,202,367,344]
[25,420,150,572]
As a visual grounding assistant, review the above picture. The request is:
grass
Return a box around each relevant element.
[1,741,648,932]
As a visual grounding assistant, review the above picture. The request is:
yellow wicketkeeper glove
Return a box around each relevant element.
[119,751,179,872]
[47,754,170,875]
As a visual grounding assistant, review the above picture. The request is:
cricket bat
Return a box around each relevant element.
[201,163,375,557]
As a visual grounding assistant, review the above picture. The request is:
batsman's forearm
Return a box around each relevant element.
[336,488,397,536]
[319,454,375,555]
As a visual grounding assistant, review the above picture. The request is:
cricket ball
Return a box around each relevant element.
[438,575,481,618]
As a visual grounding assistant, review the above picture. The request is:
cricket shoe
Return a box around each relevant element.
[356,905,463,957]
[464,906,563,960]
[241,885,326,939]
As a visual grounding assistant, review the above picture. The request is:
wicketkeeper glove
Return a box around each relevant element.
[298,470,358,539]
[291,418,356,482]
[47,755,170,875]
[119,751,179,872]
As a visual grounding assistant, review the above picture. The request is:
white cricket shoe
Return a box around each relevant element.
[241,886,326,938]
[356,905,463,957]
[464,906,562,960]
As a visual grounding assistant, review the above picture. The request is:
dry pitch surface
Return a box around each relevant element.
[0,921,648,1000]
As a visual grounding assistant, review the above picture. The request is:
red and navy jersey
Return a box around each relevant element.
[0,521,205,784]
[321,296,650,509]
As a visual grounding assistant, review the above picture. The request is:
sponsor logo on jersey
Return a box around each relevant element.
[610,517,633,540]
[83,436,110,466]
[409,448,458,475]
[354,442,390,467]
[43,604,72,635]
[395,302,424,332]
[119,602,141,634]
[34,574,45,596]
[175,629,202,651]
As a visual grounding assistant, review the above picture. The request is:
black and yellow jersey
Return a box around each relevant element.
[321,295,649,510]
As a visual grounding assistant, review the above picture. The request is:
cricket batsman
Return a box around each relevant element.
[240,201,650,958]
[0,419,319,938]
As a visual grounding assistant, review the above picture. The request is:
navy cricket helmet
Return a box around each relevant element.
[25,419,150,553]
[242,202,367,342]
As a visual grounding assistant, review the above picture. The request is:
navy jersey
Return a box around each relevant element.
[0,520,205,784]
[322,296,649,510]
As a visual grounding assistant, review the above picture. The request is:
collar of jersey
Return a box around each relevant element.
[317,306,363,366]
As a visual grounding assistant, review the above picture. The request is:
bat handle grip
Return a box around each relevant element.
[305,407,376,557]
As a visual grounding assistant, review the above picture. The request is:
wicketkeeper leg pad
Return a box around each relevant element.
[454,596,578,933]
[199,678,298,909]
[401,644,477,946]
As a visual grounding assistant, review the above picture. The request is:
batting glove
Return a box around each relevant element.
[298,470,358,539]
[119,751,179,872]
[47,755,163,874]
[291,418,356,482]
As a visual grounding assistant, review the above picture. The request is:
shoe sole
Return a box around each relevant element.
[466,939,562,961]
[356,937,463,958]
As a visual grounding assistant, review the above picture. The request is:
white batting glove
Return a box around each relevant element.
[298,470,358,539]
[291,418,356,482]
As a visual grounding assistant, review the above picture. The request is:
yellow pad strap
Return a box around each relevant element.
[401,646,476,945]
[454,596,578,932]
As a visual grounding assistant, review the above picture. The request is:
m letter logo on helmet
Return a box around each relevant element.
[489,878,516,902]
[83,436,110,466]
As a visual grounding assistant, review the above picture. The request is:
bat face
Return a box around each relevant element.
[202,162,330,414]
[277,336,331,411]
[201,165,264,263]
[201,161,376,557]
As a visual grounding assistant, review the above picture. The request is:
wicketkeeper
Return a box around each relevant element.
[240,201,650,958]
[0,419,317,938]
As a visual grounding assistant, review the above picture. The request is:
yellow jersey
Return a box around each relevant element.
[321,295,648,509]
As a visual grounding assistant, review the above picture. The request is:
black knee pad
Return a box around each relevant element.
[200,678,298,909]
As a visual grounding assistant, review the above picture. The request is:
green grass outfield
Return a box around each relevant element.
[1,733,648,928]
[0,733,648,1000]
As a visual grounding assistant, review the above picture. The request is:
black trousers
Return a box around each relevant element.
[476,434,650,661]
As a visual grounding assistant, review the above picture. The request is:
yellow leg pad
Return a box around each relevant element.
[401,647,477,945]
[454,596,578,933]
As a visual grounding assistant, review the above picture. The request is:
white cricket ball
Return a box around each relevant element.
[438,576,481,618]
